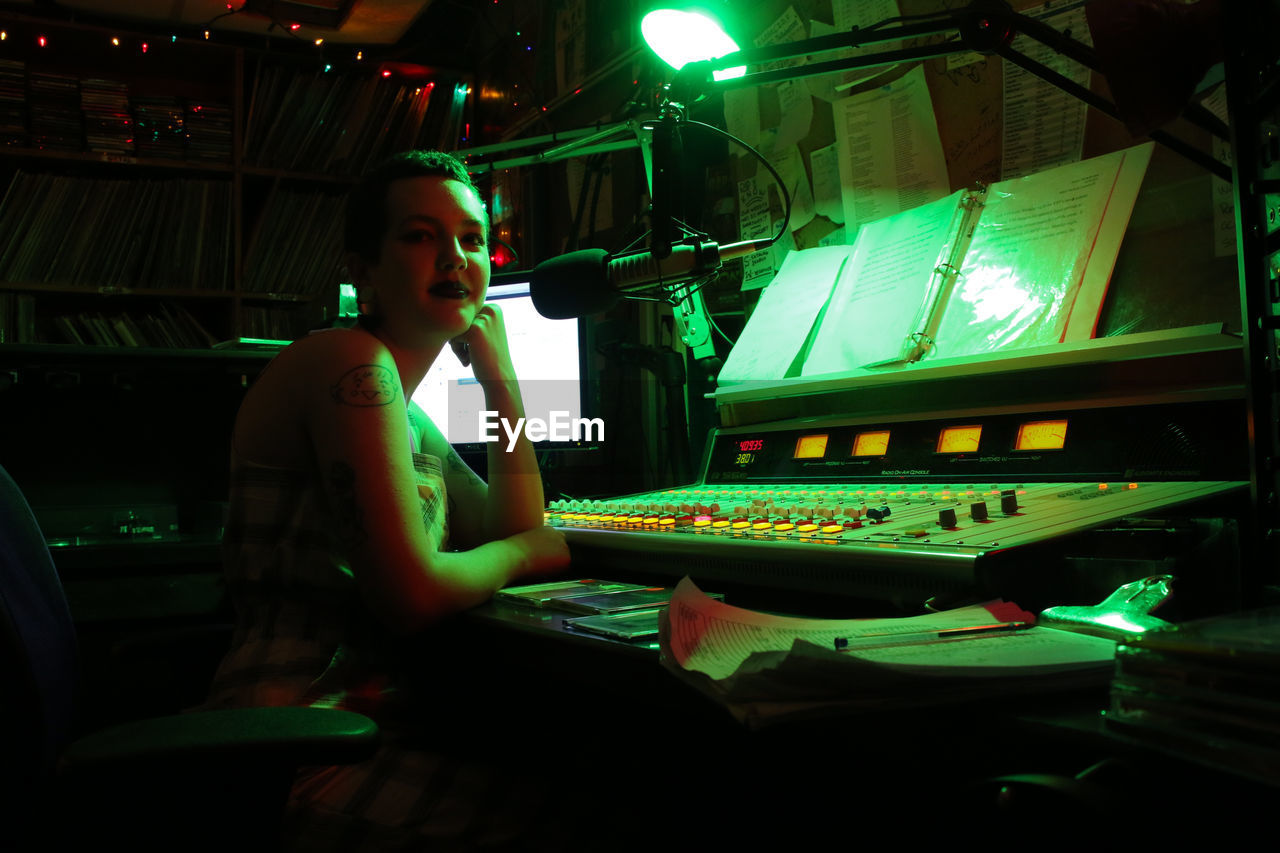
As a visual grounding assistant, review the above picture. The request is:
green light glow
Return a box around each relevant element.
[641,9,745,81]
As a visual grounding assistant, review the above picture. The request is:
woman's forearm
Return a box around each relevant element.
[480,378,546,537]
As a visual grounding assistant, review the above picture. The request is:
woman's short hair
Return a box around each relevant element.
[344,150,483,264]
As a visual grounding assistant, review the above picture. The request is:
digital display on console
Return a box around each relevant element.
[936,425,982,453]
[734,437,765,466]
[852,430,890,457]
[793,434,829,459]
[1015,419,1068,450]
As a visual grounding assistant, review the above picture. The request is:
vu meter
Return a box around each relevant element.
[1016,419,1068,450]
[853,430,890,456]
[794,434,829,459]
[937,425,982,453]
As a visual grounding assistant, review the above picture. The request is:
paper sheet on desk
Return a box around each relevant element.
[658,578,1116,728]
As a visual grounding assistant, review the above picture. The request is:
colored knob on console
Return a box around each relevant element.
[970,501,988,521]
[865,506,891,522]
[1000,491,1019,514]
[938,507,958,528]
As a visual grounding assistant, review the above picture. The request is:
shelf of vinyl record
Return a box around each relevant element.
[0,18,470,352]
[0,167,344,349]
[0,286,328,351]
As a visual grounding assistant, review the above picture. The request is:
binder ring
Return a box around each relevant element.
[910,331,935,349]
[934,263,965,281]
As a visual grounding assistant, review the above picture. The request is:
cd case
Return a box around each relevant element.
[552,587,723,615]
[493,578,647,607]
[564,609,665,641]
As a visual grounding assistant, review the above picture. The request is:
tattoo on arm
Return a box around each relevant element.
[447,448,485,488]
[330,365,398,406]
[329,461,369,547]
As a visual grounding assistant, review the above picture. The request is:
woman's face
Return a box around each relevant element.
[362,175,490,346]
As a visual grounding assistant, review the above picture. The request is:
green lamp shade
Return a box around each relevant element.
[641,9,746,81]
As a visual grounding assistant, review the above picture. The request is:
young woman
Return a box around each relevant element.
[205,150,572,849]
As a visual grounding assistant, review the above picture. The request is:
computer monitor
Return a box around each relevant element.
[409,271,596,450]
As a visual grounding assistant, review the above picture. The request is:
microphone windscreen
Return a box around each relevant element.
[529,248,617,319]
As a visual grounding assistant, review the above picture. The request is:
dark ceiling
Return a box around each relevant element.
[1,0,542,75]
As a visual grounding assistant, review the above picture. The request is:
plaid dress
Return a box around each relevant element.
[206,449,564,851]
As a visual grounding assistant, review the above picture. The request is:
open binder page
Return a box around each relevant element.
[925,143,1153,361]
[801,188,969,375]
[718,244,854,383]
[1064,142,1154,341]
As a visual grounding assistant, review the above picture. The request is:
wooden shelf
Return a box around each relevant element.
[0,341,278,362]
[1,146,235,173]
[0,282,235,298]
[240,165,357,185]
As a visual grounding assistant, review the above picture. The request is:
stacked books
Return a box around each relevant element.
[28,70,81,151]
[184,99,232,161]
[81,77,134,155]
[132,94,185,159]
[1106,607,1280,786]
[0,59,26,147]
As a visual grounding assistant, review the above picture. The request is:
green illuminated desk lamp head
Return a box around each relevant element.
[640,6,745,105]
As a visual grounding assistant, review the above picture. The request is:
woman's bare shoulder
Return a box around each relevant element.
[280,327,390,370]
[235,329,395,466]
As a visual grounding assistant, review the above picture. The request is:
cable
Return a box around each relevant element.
[707,311,737,348]
[681,119,792,246]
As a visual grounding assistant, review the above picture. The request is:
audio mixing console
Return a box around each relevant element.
[547,398,1248,603]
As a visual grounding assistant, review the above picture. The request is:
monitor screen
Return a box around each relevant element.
[409,274,591,448]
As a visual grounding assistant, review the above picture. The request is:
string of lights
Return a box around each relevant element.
[0,3,393,74]
[0,0,562,128]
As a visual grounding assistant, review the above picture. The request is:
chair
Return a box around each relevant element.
[0,463,379,850]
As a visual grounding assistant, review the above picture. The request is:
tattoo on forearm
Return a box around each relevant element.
[447,449,485,488]
[330,364,397,406]
[329,461,369,547]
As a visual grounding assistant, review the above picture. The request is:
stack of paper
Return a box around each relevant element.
[659,577,1116,728]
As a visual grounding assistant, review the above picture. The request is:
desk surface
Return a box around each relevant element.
[459,592,1113,734]
[443,588,1274,841]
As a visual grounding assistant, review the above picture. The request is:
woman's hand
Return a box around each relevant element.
[450,303,515,386]
[509,525,571,577]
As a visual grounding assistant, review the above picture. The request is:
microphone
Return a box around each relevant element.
[529,238,771,319]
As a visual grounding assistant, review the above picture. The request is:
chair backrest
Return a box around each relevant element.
[0,463,80,786]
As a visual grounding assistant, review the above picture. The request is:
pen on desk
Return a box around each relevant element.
[833,621,1032,651]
